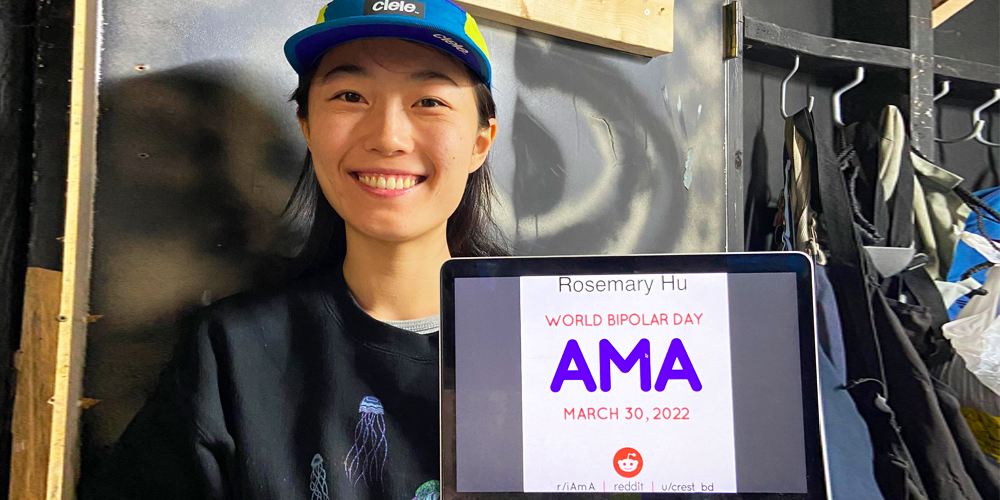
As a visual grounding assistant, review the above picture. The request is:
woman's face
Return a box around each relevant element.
[299,39,497,246]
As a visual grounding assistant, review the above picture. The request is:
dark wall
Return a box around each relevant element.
[743,0,833,37]
[743,0,1000,251]
[0,0,37,496]
[935,0,1000,65]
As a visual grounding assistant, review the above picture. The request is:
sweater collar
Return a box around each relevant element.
[318,262,439,362]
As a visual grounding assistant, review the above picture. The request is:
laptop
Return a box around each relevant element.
[440,252,828,499]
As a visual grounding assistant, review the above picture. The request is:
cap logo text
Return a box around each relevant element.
[364,0,425,18]
[433,33,469,54]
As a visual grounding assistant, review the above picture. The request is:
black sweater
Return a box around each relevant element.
[82,269,441,499]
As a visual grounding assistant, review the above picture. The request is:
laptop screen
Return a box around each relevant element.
[442,254,824,498]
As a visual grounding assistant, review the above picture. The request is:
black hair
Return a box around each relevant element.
[281,55,509,273]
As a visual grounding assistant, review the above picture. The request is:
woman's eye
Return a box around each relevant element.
[335,92,364,103]
[418,98,445,108]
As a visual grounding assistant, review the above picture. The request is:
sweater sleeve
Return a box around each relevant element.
[79,310,236,500]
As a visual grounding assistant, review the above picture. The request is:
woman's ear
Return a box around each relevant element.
[298,113,312,149]
[470,117,498,173]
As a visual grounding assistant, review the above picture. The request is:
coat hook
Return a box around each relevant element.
[934,81,951,101]
[935,81,987,144]
[833,67,865,126]
[973,89,1000,147]
[781,55,815,119]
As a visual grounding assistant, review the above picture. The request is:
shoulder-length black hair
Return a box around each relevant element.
[281,62,509,273]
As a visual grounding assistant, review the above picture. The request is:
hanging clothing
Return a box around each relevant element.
[782,115,826,263]
[815,266,884,499]
[936,354,1000,464]
[790,108,990,500]
[943,266,1000,395]
[789,109,928,499]
[911,151,971,280]
[946,187,1000,318]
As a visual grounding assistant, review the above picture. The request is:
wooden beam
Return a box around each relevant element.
[45,0,100,495]
[911,0,936,157]
[744,17,913,71]
[9,268,62,500]
[454,0,673,57]
[932,0,978,28]
[936,55,1000,85]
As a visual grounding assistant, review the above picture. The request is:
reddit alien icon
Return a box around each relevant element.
[613,448,643,478]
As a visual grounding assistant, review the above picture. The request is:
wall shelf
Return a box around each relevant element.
[743,16,912,74]
[935,55,1000,86]
[744,15,998,99]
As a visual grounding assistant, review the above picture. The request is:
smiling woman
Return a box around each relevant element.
[81,1,507,499]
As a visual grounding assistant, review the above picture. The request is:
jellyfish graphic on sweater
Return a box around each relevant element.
[309,454,330,500]
[344,396,388,485]
[412,480,440,500]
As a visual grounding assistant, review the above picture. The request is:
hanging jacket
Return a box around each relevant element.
[911,151,970,280]
[815,266,884,499]
[946,187,1000,317]
[790,108,989,499]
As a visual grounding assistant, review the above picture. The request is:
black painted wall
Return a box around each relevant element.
[0,0,37,496]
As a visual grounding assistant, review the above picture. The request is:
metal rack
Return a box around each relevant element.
[723,0,1000,248]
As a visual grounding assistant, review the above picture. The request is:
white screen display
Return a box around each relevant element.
[518,273,736,494]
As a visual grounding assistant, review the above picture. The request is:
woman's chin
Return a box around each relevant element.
[348,221,440,246]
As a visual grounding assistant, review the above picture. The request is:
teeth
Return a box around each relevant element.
[357,173,419,190]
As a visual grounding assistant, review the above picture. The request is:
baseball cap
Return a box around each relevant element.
[284,0,492,87]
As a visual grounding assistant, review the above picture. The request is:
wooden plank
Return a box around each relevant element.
[9,268,62,500]
[724,0,744,251]
[932,0,978,28]
[910,0,936,157]
[936,55,1000,86]
[46,0,100,495]
[744,17,913,71]
[454,0,673,57]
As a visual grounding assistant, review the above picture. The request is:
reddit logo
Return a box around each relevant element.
[613,447,643,478]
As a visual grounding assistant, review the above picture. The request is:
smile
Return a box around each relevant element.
[351,172,425,191]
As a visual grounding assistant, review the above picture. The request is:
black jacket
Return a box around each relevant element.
[82,268,441,499]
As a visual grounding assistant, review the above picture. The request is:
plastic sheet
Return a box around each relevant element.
[943,266,1000,395]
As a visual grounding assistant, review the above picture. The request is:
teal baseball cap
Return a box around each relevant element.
[284,0,492,87]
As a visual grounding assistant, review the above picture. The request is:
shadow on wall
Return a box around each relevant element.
[507,31,688,256]
[744,73,773,252]
[82,64,301,472]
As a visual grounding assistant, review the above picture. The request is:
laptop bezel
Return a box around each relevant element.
[439,252,827,499]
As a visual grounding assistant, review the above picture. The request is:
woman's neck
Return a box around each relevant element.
[341,223,451,321]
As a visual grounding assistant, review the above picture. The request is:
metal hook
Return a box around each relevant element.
[973,89,1000,147]
[936,120,986,144]
[935,82,990,144]
[780,55,815,119]
[833,67,865,126]
[934,81,951,101]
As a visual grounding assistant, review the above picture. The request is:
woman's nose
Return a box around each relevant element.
[362,100,414,157]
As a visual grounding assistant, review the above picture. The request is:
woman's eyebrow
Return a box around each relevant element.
[410,69,459,86]
[320,64,367,83]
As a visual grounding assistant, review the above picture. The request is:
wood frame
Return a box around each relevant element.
[454,0,674,57]
[43,0,100,495]
[9,268,61,500]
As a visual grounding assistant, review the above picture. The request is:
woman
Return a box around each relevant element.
[85,1,506,498]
